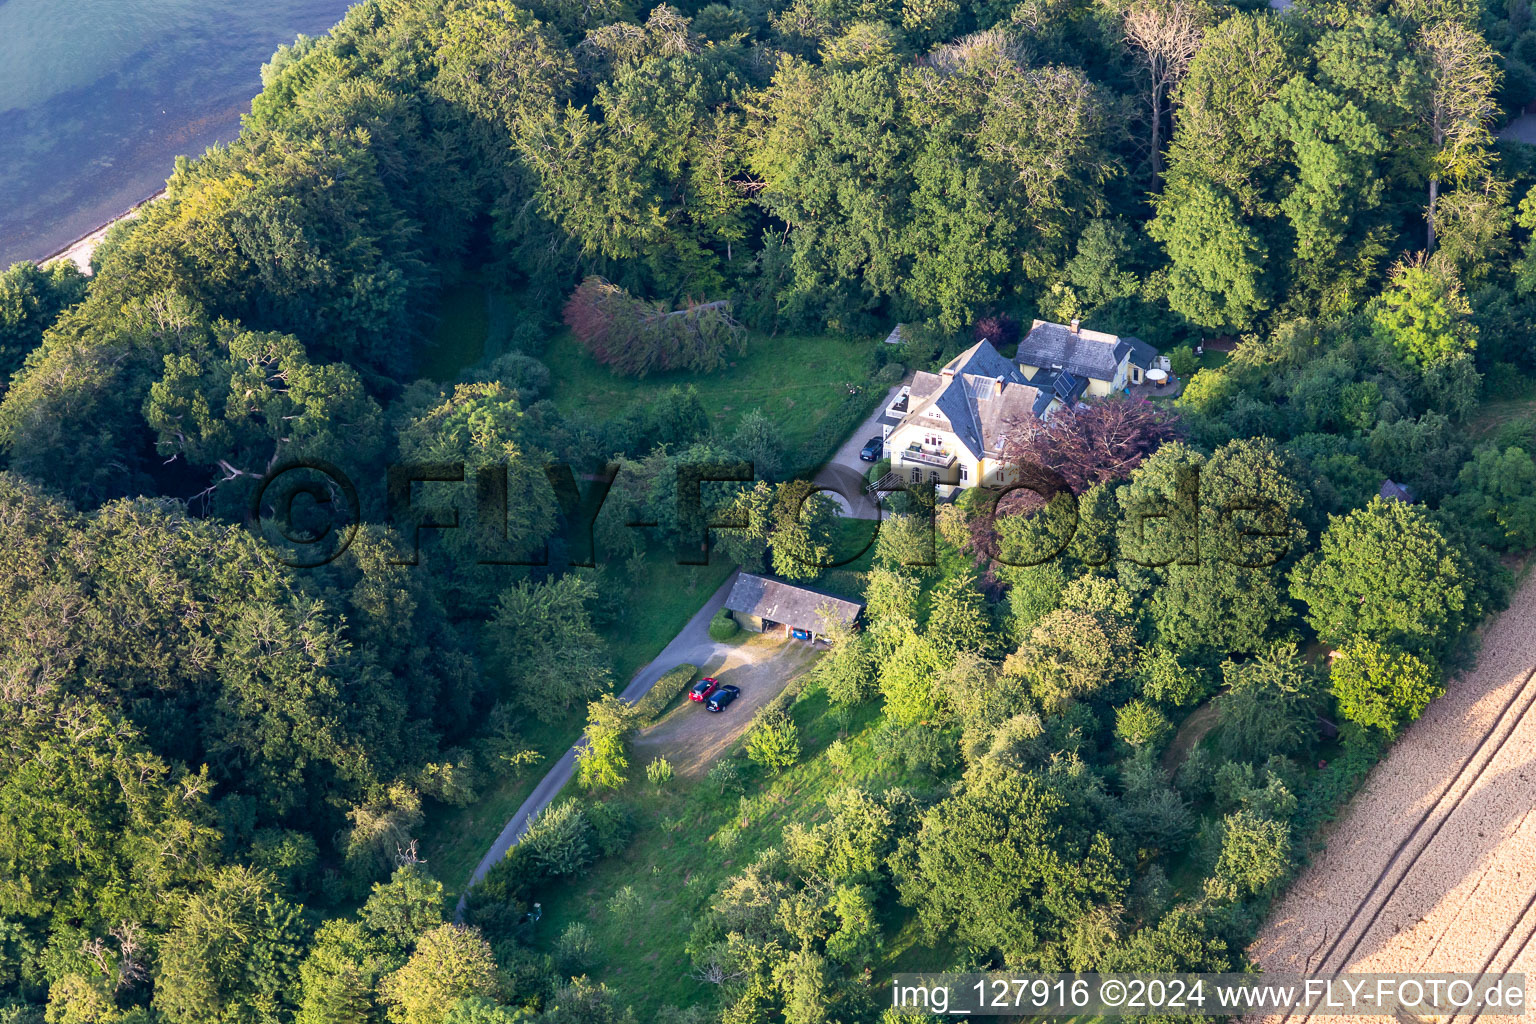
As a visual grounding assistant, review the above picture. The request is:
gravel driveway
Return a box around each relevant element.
[459,570,745,902]
[1250,570,1536,1019]
[812,383,904,520]
[633,632,823,777]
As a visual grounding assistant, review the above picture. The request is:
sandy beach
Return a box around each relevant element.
[39,188,163,274]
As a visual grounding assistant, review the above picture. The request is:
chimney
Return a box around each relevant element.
[1069,318,1081,334]
[993,376,1004,396]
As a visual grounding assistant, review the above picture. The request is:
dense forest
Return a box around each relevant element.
[0,0,1534,1019]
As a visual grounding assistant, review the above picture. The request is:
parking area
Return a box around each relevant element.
[631,632,823,777]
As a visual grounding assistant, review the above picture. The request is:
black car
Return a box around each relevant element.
[858,436,884,461]
[705,684,741,712]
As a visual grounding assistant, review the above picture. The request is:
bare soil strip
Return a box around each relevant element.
[1251,572,1536,1024]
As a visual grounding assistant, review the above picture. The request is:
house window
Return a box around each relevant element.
[924,433,941,447]
[910,468,921,483]
[959,465,968,482]
[928,471,938,483]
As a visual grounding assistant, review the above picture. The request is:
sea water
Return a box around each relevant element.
[0,0,354,267]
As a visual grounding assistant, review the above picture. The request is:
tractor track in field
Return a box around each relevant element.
[1251,571,1536,1024]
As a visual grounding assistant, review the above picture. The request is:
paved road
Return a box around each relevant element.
[456,569,744,912]
[1501,113,1536,144]
[813,382,904,520]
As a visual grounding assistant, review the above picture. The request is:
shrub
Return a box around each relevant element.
[521,801,594,879]
[1137,647,1210,707]
[826,739,853,772]
[633,664,698,726]
[477,351,551,401]
[554,921,601,977]
[1207,810,1292,901]
[872,721,955,776]
[1115,700,1175,751]
[1168,345,1198,378]
[1485,361,1527,399]
[1173,745,1215,802]
[606,884,643,920]
[746,710,802,775]
[646,757,674,785]
[585,799,634,857]
[708,609,740,641]
[1329,641,1441,739]
[707,757,745,794]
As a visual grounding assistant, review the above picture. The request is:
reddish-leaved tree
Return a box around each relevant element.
[965,396,1181,561]
[563,276,744,376]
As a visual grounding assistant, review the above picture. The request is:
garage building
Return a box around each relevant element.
[723,573,864,642]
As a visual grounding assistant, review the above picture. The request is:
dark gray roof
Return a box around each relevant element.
[1121,335,1158,370]
[725,573,864,633]
[900,340,1043,458]
[1017,320,1129,382]
[1379,479,1416,503]
[1029,368,1089,413]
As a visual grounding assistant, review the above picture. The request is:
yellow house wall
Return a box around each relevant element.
[1020,362,1128,396]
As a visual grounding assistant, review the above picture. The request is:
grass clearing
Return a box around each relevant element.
[421,281,490,382]
[542,329,881,457]
[526,685,942,1017]
[1466,377,1536,442]
[597,549,736,687]
[1198,348,1229,372]
[420,546,734,900]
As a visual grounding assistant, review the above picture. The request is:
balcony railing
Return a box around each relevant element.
[900,446,957,468]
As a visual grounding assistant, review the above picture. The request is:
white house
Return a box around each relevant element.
[876,321,1160,497]
[881,339,1073,496]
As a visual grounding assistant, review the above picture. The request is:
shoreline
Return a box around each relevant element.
[39,188,165,275]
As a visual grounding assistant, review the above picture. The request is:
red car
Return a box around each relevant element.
[688,677,720,702]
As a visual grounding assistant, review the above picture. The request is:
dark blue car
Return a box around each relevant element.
[706,685,740,712]
[859,436,884,461]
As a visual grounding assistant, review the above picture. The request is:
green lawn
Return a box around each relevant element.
[419,549,735,900]
[600,549,736,688]
[541,328,880,456]
[524,683,943,1017]
[1467,377,1536,442]
[1197,348,1229,372]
